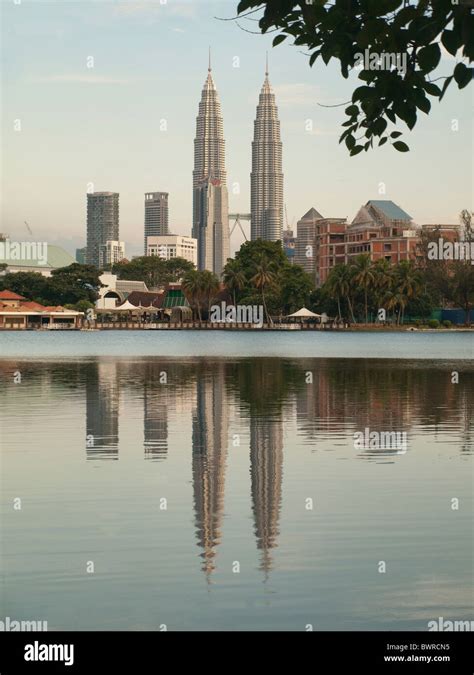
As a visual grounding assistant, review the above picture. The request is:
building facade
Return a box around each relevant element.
[250,63,284,242]
[345,200,417,265]
[144,192,169,253]
[192,61,230,276]
[99,240,125,268]
[294,200,440,286]
[86,192,119,267]
[147,235,197,266]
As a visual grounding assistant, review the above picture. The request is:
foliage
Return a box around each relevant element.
[236,0,473,154]
[223,239,315,319]
[182,269,220,321]
[113,256,195,289]
[0,264,102,306]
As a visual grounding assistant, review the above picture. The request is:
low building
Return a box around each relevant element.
[146,235,197,266]
[0,290,83,329]
[96,273,149,308]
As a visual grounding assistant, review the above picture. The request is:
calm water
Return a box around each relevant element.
[0,333,473,630]
[0,329,472,359]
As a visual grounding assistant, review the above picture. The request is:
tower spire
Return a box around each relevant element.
[265,51,269,77]
[208,46,212,72]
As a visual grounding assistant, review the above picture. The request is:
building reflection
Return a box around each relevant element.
[191,363,229,578]
[143,364,169,460]
[250,417,283,576]
[85,360,119,460]
[68,356,473,576]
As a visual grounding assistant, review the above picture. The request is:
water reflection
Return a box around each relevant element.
[0,357,472,585]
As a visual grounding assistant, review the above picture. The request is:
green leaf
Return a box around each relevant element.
[393,140,409,152]
[350,145,364,156]
[373,117,387,136]
[390,131,402,138]
[345,104,359,117]
[378,137,388,146]
[453,63,473,89]
[345,134,356,150]
[352,85,373,102]
[415,92,431,114]
[309,51,318,67]
[417,43,441,73]
[441,30,460,57]
[423,81,441,97]
[272,34,287,47]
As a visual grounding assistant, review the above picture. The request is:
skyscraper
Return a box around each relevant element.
[86,192,119,267]
[251,59,284,242]
[144,192,169,253]
[192,55,230,276]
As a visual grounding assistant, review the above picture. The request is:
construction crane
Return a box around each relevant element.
[24,221,33,235]
[284,205,295,234]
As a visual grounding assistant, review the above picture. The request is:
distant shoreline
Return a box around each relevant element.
[0,326,473,333]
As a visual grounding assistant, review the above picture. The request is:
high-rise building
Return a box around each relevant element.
[192,56,230,276]
[250,60,284,242]
[86,192,119,267]
[99,240,125,268]
[144,192,169,253]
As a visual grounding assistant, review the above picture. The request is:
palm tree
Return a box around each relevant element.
[222,259,246,306]
[200,270,220,318]
[351,254,375,324]
[326,265,346,320]
[385,289,407,325]
[251,255,277,325]
[182,270,203,322]
[394,261,422,324]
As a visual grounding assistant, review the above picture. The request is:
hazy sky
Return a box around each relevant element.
[2,0,473,257]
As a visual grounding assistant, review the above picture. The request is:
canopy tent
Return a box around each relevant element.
[286,307,322,319]
[113,300,142,312]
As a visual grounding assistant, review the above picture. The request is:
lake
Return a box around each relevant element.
[0,332,472,630]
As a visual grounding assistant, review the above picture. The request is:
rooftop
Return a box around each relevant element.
[367,200,412,222]
[0,290,26,300]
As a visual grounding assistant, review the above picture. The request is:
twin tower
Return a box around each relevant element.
[192,57,284,276]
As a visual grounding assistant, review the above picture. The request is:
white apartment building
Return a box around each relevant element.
[147,235,197,266]
[99,240,125,268]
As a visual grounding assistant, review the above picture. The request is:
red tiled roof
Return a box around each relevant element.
[20,301,47,310]
[0,290,26,300]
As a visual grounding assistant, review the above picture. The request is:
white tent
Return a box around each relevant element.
[286,307,322,318]
[115,300,140,311]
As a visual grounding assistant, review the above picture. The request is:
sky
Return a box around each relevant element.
[2,0,473,257]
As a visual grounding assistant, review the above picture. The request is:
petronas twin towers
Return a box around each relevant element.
[192,55,283,275]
